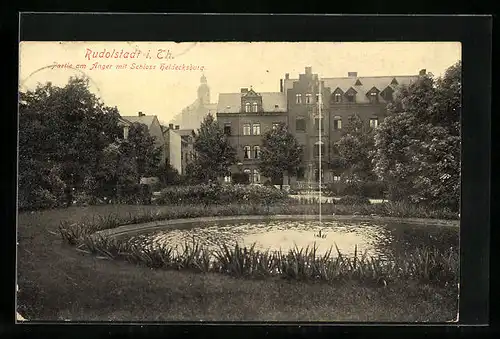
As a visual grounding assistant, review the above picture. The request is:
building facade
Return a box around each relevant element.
[216,87,287,184]
[174,128,196,175]
[216,66,422,186]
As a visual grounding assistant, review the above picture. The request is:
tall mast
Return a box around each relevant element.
[318,76,322,225]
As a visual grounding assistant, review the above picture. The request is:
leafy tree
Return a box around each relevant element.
[334,114,377,183]
[188,113,237,182]
[259,123,303,185]
[127,122,162,177]
[19,76,122,207]
[374,61,461,211]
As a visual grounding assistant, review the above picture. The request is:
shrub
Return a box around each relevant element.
[154,184,288,206]
[338,195,371,205]
[19,188,62,211]
[232,173,250,185]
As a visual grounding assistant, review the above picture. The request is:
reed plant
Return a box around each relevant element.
[63,227,458,287]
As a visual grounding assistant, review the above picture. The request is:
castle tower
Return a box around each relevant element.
[197,74,210,106]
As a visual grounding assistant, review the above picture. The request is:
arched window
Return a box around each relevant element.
[253,169,260,183]
[333,116,342,130]
[244,146,251,159]
[245,103,251,112]
[252,102,258,112]
[253,146,261,159]
[314,141,325,157]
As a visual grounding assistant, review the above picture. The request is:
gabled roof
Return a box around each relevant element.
[217,92,287,113]
[121,115,156,127]
[323,75,418,103]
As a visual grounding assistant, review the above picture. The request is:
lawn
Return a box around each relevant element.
[17,205,459,322]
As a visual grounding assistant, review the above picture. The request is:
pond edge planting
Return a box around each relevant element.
[58,204,459,287]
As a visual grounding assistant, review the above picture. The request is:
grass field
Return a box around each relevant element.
[17,205,459,322]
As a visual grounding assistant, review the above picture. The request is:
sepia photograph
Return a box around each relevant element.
[17,40,462,323]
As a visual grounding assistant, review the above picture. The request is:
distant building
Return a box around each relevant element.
[216,87,288,184]
[174,128,196,175]
[169,74,218,131]
[120,112,168,166]
[161,124,183,174]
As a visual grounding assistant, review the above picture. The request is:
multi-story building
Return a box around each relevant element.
[216,87,287,184]
[217,67,423,186]
[282,66,421,185]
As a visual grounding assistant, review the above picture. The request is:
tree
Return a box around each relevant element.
[188,113,237,182]
[19,76,122,207]
[335,114,377,182]
[259,123,303,185]
[127,122,162,177]
[374,61,461,211]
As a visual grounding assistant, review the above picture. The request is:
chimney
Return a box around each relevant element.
[419,69,427,76]
[175,125,180,130]
[241,88,248,94]
[285,73,289,80]
[348,72,358,77]
[169,123,174,129]
[280,79,283,92]
[138,111,145,117]
[305,67,312,75]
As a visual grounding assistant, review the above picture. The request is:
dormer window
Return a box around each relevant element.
[368,87,380,103]
[245,103,251,112]
[345,87,357,103]
[334,93,342,103]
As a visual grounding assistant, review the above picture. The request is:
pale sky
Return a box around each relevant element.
[19,41,461,124]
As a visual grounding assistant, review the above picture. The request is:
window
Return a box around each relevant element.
[334,93,342,103]
[272,122,280,130]
[295,94,302,104]
[316,93,320,103]
[314,141,325,157]
[305,93,312,104]
[296,118,306,132]
[252,123,261,135]
[346,94,355,103]
[369,118,379,128]
[333,175,341,182]
[224,175,232,183]
[252,102,258,112]
[314,169,324,181]
[253,146,260,159]
[243,123,251,135]
[244,146,251,159]
[245,103,251,112]
[253,169,260,183]
[223,123,231,136]
[333,116,342,130]
[244,169,251,180]
[369,92,379,103]
[314,117,324,131]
